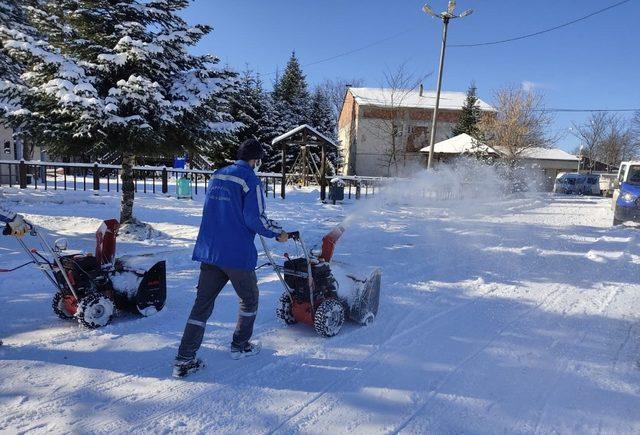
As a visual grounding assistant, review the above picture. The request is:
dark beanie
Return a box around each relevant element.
[237,138,264,161]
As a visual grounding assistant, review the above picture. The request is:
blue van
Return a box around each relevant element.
[612,162,640,225]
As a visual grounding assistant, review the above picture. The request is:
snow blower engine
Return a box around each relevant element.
[2,219,166,328]
[261,226,381,337]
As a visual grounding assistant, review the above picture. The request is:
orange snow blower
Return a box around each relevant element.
[260,226,381,337]
[2,219,166,328]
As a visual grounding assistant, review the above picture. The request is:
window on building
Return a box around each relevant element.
[406,126,430,152]
[3,141,10,154]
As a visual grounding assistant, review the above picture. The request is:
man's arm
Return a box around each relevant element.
[243,179,282,238]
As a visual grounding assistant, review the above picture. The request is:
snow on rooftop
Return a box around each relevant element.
[418,135,579,162]
[419,133,498,155]
[518,147,579,161]
[271,124,337,146]
[349,87,495,112]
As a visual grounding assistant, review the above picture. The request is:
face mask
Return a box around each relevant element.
[254,159,262,173]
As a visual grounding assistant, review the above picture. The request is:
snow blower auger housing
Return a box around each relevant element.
[261,226,381,337]
[2,219,166,328]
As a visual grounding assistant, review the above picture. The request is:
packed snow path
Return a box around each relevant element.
[1,188,639,434]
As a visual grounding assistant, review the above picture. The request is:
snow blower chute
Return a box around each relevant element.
[260,226,381,337]
[1,219,166,328]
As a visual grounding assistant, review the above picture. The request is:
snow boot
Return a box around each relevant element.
[230,341,261,360]
[172,357,204,378]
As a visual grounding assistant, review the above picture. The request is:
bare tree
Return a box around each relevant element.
[571,112,608,171]
[480,85,558,165]
[600,115,635,169]
[632,110,640,150]
[361,64,428,176]
[318,77,365,119]
[571,112,637,171]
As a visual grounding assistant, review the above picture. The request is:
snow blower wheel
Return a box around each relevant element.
[314,299,345,337]
[77,294,114,329]
[276,293,297,325]
[52,292,76,320]
[360,312,375,326]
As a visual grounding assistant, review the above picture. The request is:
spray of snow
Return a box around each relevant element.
[342,158,542,229]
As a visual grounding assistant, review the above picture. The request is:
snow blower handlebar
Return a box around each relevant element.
[286,231,300,240]
[260,231,318,315]
[3,220,81,300]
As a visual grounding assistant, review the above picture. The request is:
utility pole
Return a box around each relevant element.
[423,1,473,169]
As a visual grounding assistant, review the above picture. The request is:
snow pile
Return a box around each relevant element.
[110,271,142,298]
[118,219,166,241]
[1,188,108,206]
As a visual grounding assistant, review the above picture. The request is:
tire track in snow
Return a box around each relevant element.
[530,286,623,435]
[88,317,399,434]
[120,284,502,434]
[124,312,422,433]
[2,309,283,432]
[258,285,530,435]
[389,286,566,434]
[1,262,280,431]
[612,322,634,372]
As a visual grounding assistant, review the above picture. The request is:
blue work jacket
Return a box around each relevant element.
[192,160,281,270]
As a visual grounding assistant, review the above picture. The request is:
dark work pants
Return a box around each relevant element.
[177,263,259,360]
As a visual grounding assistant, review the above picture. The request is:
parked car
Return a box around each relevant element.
[553,173,600,195]
[554,172,577,194]
[598,173,617,197]
[612,161,640,225]
[582,174,601,195]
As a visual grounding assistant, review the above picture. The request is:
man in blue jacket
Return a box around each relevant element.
[174,139,288,378]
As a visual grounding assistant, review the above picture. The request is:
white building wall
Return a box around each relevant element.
[351,117,454,177]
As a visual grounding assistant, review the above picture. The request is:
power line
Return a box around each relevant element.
[259,0,633,76]
[450,0,632,48]
[544,108,639,113]
[263,26,419,77]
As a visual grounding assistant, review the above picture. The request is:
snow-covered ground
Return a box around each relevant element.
[1,183,639,434]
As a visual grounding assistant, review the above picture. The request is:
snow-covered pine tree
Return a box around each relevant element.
[225,70,277,166]
[224,70,261,163]
[0,1,43,160]
[0,0,236,228]
[266,51,310,171]
[273,51,309,108]
[309,87,339,174]
[0,1,37,82]
[253,75,279,166]
[451,82,483,140]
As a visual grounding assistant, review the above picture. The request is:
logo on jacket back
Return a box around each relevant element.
[208,185,231,202]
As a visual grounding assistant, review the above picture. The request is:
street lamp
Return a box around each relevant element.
[578,145,583,173]
[423,1,473,169]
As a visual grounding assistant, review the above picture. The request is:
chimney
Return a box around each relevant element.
[419,84,424,97]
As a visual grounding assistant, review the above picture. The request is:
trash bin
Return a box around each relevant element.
[176,176,192,199]
[329,178,345,204]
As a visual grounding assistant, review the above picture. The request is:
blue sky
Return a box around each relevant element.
[181,0,639,152]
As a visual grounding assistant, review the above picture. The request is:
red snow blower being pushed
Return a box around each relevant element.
[260,226,381,337]
[2,219,166,328]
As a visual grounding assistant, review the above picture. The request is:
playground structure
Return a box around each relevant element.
[272,125,337,201]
